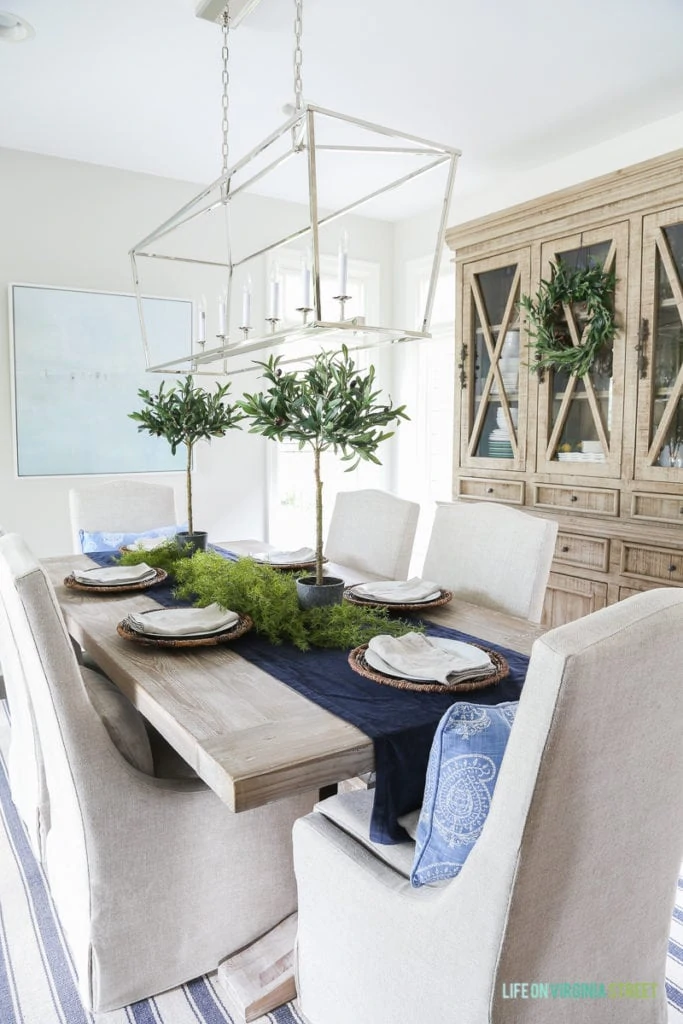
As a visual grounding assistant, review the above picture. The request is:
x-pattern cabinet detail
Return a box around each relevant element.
[447,150,683,628]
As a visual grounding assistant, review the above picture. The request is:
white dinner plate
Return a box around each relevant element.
[364,637,493,682]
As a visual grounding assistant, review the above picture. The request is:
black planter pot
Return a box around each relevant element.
[176,531,208,555]
[296,575,345,610]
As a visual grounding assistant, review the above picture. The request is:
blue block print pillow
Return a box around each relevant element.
[410,701,518,888]
[79,523,186,553]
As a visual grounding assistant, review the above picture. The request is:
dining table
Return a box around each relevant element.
[43,543,546,815]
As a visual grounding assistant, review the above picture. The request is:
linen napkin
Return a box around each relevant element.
[124,536,171,552]
[353,577,441,603]
[72,563,156,586]
[126,603,239,638]
[252,547,316,564]
[368,632,492,684]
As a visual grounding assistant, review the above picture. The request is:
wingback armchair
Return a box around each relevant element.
[294,587,683,1024]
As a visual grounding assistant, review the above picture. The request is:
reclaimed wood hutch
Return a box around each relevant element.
[446,149,683,626]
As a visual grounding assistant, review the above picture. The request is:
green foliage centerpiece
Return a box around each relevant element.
[118,543,421,650]
[239,345,408,605]
[520,258,617,378]
[129,375,245,550]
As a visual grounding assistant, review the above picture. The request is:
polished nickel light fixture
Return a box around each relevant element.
[130,0,460,375]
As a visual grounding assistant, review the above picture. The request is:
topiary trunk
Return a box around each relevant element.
[186,443,193,535]
[314,446,323,585]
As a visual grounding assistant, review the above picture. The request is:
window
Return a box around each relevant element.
[266,253,386,548]
[393,255,455,570]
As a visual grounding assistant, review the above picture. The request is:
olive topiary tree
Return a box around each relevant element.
[240,346,408,585]
[130,376,244,536]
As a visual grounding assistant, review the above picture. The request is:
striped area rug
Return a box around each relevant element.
[0,702,303,1024]
[1,701,683,1023]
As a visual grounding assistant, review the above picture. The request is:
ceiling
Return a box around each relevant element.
[3,0,683,221]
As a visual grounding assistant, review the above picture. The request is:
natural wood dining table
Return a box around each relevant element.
[43,547,546,813]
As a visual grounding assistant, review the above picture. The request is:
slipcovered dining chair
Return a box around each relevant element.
[294,587,683,1024]
[422,501,558,623]
[0,533,316,1013]
[0,523,49,863]
[324,489,420,582]
[68,479,178,553]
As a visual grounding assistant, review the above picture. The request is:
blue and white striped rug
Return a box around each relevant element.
[1,701,683,1023]
[0,703,303,1024]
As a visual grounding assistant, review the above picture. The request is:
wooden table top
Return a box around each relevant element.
[44,551,545,812]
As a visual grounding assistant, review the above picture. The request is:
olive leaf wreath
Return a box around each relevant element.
[519,258,617,378]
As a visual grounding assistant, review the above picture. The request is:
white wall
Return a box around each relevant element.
[451,109,683,226]
[0,147,393,556]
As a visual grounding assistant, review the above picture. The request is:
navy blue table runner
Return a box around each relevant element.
[91,551,529,842]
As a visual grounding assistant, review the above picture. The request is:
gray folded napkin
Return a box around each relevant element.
[252,547,316,564]
[126,603,239,637]
[368,632,493,684]
[354,577,441,603]
[73,563,156,586]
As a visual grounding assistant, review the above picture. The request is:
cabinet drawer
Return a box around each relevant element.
[631,491,683,525]
[533,483,619,517]
[554,532,610,571]
[456,477,525,505]
[620,543,683,585]
[542,573,608,628]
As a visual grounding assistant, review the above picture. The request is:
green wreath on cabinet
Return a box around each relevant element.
[519,258,617,378]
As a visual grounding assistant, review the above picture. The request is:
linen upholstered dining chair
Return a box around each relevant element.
[293,587,683,1024]
[0,522,50,864]
[0,532,317,1013]
[422,500,558,623]
[68,479,178,553]
[324,489,420,582]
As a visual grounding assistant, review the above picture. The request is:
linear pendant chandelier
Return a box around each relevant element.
[129,0,461,376]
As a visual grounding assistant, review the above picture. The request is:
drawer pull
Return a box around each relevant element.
[570,495,578,503]
[561,545,570,553]
[486,487,494,494]
[669,564,677,573]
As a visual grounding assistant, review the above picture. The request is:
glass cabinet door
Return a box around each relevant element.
[536,223,628,477]
[635,207,683,480]
[460,249,530,469]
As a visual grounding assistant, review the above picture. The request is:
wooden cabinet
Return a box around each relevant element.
[447,150,683,626]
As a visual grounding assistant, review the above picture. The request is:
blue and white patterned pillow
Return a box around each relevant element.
[410,701,518,888]
[79,523,186,553]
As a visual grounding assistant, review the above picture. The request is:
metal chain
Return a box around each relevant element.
[221,4,230,179]
[293,0,303,111]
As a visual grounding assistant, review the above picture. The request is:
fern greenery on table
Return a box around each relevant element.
[118,545,421,651]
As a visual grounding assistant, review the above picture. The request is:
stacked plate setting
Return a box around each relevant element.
[365,632,494,684]
[124,603,240,640]
[71,563,157,588]
[351,577,442,604]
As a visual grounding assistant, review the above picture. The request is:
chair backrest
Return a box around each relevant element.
[68,480,177,552]
[439,588,683,1021]
[0,544,49,861]
[422,501,558,622]
[0,533,143,992]
[324,489,420,580]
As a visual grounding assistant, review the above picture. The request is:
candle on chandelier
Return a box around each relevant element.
[217,291,227,336]
[197,298,207,344]
[301,250,312,309]
[269,264,281,319]
[242,277,252,328]
[337,230,349,296]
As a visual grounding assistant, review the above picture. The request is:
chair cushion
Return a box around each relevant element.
[80,667,154,775]
[79,523,184,553]
[411,701,517,888]
[316,789,415,879]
